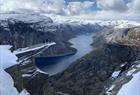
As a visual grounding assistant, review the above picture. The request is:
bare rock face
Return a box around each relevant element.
[44,44,139,95]
[6,61,51,95]
[101,60,140,95]
[6,25,140,95]
[0,13,77,57]
[1,13,105,95]
[0,13,104,57]
[3,13,140,95]
[41,27,140,95]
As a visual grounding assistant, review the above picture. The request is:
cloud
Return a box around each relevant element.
[0,0,94,15]
[94,0,140,21]
[0,0,140,21]
[46,0,65,14]
[0,0,66,13]
[0,0,46,12]
[65,1,94,15]
[96,0,128,12]
[127,0,140,13]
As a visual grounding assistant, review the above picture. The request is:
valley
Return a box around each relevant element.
[36,33,94,75]
[0,13,140,95]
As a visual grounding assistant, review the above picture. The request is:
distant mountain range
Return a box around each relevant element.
[1,13,140,95]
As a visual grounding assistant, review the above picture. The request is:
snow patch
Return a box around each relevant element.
[127,69,136,76]
[36,68,48,75]
[0,45,18,69]
[112,71,121,78]
[0,69,19,95]
[106,85,115,95]
[20,89,30,95]
[22,74,31,78]
[136,64,140,68]
[14,42,56,55]
[0,45,31,95]
[117,72,140,95]
[0,45,19,95]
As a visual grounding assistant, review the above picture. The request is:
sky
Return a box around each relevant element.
[0,0,140,20]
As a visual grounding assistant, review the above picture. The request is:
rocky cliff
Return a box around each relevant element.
[2,13,140,95]
[41,27,140,95]
[0,13,105,57]
[0,13,76,57]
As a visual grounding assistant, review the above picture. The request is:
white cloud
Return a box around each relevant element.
[93,10,137,20]
[47,0,65,14]
[0,0,47,12]
[65,1,94,15]
[127,0,140,13]
[0,0,94,15]
[0,0,65,13]
[97,0,128,12]
[94,0,140,21]
[0,0,140,21]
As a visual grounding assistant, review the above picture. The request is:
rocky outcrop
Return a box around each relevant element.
[42,44,139,95]
[6,26,140,95]
[6,61,50,95]
[7,42,140,95]
[101,60,140,95]
[3,13,140,95]
[0,13,75,57]
[41,27,140,95]
[6,43,55,95]
[0,13,105,57]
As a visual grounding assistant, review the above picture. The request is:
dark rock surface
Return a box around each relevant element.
[101,60,140,95]
[0,13,75,57]
[0,13,104,57]
[41,27,140,95]
[7,26,140,95]
[43,44,139,95]
[6,60,51,95]
[3,13,140,95]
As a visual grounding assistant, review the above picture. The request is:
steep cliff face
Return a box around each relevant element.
[43,44,139,95]
[102,60,140,95]
[7,43,140,95]
[3,13,140,95]
[41,27,140,95]
[0,14,75,57]
[6,61,51,95]
[6,26,140,95]
[0,13,105,57]
[1,13,106,95]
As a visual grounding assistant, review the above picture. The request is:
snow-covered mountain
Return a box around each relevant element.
[1,13,140,95]
[1,12,140,29]
[54,19,140,29]
[42,14,140,29]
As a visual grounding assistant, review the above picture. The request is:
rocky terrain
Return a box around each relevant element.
[1,13,140,95]
[0,13,106,57]
[42,27,140,95]
[6,26,140,95]
[49,27,140,95]
[0,13,105,95]
[44,45,139,95]
[0,13,75,57]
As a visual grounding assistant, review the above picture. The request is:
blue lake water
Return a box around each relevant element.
[36,34,94,75]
